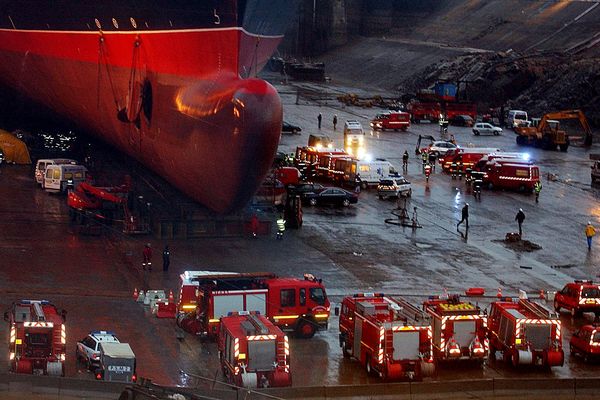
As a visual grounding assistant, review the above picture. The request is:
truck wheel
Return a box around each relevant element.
[488,344,496,361]
[361,182,368,190]
[554,300,561,313]
[365,356,375,376]
[559,143,569,152]
[569,344,576,357]
[118,389,134,400]
[407,189,412,197]
[378,195,383,200]
[296,319,316,339]
[342,341,352,358]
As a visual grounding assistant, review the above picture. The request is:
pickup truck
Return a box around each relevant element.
[377,177,411,199]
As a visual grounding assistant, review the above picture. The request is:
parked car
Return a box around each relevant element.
[570,324,600,362]
[282,121,302,135]
[473,122,502,136]
[76,331,120,369]
[554,280,600,318]
[377,177,412,199]
[306,187,358,207]
[450,115,474,127]
[288,182,325,202]
[427,141,458,155]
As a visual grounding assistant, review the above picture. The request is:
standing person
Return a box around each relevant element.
[450,134,456,145]
[162,245,170,272]
[402,150,409,169]
[429,152,437,170]
[333,115,338,131]
[585,221,596,250]
[457,203,469,229]
[534,181,542,203]
[354,174,361,194]
[515,208,525,237]
[317,112,322,129]
[142,243,152,271]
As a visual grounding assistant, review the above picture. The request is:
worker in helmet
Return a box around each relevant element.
[276,216,286,240]
[142,243,152,271]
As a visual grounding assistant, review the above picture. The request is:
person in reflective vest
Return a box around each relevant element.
[276,217,286,239]
[534,181,542,203]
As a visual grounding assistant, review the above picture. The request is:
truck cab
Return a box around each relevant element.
[554,280,600,318]
[570,324,600,362]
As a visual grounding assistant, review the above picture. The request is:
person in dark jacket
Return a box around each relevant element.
[333,115,338,130]
[457,203,469,229]
[515,208,525,237]
[142,243,152,271]
[162,245,170,272]
[317,113,322,129]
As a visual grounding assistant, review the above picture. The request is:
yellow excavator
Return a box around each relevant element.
[515,109,592,151]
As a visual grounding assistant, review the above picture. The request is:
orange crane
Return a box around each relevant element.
[516,109,592,150]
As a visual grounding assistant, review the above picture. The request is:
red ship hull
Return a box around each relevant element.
[0,28,283,213]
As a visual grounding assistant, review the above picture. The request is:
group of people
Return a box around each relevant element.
[142,243,170,272]
[317,113,337,130]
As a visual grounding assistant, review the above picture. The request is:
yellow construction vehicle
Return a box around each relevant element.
[515,109,592,151]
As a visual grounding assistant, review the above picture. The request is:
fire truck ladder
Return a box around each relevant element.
[32,302,46,322]
[386,296,428,323]
[518,298,557,319]
[241,314,270,336]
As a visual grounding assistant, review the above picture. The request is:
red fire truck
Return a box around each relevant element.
[422,295,488,363]
[481,159,540,192]
[408,102,440,123]
[488,298,564,368]
[177,271,330,339]
[316,153,350,179]
[294,146,347,180]
[440,148,501,172]
[370,111,411,131]
[218,311,291,388]
[5,300,66,376]
[339,293,434,381]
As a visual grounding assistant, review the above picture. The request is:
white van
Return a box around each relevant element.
[353,159,399,187]
[507,110,528,129]
[43,164,87,192]
[343,120,365,147]
[35,158,77,185]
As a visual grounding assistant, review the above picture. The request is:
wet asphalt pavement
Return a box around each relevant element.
[1,79,600,392]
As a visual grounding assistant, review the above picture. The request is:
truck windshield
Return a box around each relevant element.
[594,332,600,343]
[310,288,326,305]
[582,288,600,298]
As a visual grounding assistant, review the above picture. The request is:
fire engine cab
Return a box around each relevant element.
[554,280,600,318]
[5,300,66,376]
[570,323,600,362]
[339,293,434,381]
[422,295,488,363]
[488,297,563,368]
[177,271,330,339]
[218,311,291,388]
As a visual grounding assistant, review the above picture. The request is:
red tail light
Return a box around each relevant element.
[132,374,137,382]
[95,373,102,380]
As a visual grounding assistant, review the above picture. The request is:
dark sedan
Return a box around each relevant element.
[287,182,325,201]
[282,121,302,135]
[305,187,358,207]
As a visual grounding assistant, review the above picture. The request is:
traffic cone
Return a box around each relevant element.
[539,289,545,300]
[133,288,138,300]
[168,289,174,303]
[496,287,502,298]
[136,290,145,303]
